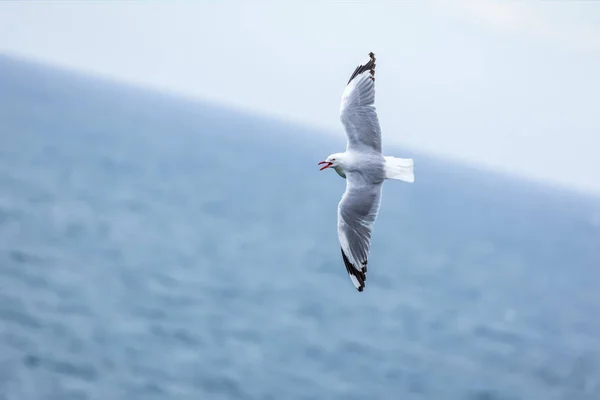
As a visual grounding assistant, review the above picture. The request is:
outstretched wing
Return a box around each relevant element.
[340,52,382,154]
[337,172,383,292]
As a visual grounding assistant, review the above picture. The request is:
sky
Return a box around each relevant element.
[1,1,599,195]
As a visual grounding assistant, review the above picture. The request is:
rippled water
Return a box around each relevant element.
[1,57,600,399]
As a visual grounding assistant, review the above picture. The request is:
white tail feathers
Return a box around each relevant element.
[384,156,415,183]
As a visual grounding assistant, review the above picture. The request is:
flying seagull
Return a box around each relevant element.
[318,52,414,292]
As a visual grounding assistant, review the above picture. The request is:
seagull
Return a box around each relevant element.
[318,52,414,292]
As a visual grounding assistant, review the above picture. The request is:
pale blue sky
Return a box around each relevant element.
[1,1,599,194]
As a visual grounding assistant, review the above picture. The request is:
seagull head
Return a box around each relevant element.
[318,153,344,171]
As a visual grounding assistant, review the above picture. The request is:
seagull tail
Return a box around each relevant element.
[384,156,415,183]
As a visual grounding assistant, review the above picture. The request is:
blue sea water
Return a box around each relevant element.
[0,56,599,400]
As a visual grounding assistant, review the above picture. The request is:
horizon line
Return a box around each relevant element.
[2,50,599,201]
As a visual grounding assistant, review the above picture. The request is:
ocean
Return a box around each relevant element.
[1,56,599,400]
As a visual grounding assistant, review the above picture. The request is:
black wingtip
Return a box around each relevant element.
[347,52,376,85]
[341,248,367,292]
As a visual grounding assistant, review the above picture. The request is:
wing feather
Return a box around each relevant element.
[340,52,382,154]
[337,173,383,292]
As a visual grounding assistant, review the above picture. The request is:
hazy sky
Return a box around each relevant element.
[1,1,599,194]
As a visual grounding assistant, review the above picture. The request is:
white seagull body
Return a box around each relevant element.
[318,52,414,292]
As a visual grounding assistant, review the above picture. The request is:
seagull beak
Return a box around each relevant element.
[318,161,333,171]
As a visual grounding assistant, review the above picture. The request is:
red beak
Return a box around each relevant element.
[318,161,333,171]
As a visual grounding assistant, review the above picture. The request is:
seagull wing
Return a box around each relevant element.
[340,52,382,154]
[337,172,383,292]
